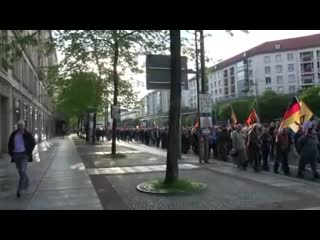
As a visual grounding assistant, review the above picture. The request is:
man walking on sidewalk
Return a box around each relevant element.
[8,120,36,198]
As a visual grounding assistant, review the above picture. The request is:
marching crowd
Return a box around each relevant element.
[96,121,320,179]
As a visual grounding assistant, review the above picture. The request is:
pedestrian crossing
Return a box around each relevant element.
[86,163,199,175]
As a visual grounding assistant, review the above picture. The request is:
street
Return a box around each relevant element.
[1,135,320,210]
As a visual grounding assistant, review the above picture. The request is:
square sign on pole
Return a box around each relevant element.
[146,54,189,90]
[199,94,212,114]
[111,105,121,119]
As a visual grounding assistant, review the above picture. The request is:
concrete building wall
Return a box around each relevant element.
[0,30,56,153]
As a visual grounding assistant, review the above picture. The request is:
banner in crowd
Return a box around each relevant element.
[231,105,237,125]
[200,117,213,129]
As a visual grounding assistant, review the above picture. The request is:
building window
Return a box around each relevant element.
[219,88,221,94]
[265,66,271,74]
[224,87,229,95]
[248,60,252,67]
[277,76,283,84]
[224,79,228,86]
[289,86,296,93]
[215,89,218,95]
[231,85,235,94]
[288,74,295,82]
[277,86,284,94]
[276,55,282,62]
[300,51,314,62]
[224,69,228,78]
[276,65,282,73]
[230,67,234,76]
[287,53,294,61]
[265,77,271,84]
[0,30,8,72]
[301,62,314,73]
[264,56,270,64]
[288,64,294,72]
[214,81,216,87]
[210,83,213,88]
[275,44,281,50]
[230,77,235,85]
[219,80,221,86]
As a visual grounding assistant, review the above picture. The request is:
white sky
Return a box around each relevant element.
[57,30,320,100]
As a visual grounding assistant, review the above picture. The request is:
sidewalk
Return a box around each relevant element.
[0,136,102,210]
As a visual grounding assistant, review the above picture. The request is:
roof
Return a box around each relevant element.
[209,33,320,72]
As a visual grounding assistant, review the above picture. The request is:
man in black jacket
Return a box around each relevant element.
[8,120,36,198]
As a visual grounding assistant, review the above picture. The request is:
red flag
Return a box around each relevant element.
[246,109,259,127]
[194,120,199,129]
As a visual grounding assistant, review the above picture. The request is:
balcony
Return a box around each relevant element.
[301,76,314,84]
[300,56,314,62]
[301,68,314,74]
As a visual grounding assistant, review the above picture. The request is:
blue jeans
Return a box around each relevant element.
[13,153,29,193]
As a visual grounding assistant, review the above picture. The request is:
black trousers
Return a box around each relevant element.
[298,155,318,176]
[156,138,160,147]
[261,148,269,170]
[249,149,260,171]
[274,151,290,174]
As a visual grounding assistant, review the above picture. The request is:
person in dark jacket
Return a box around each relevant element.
[218,125,230,161]
[259,125,272,171]
[8,120,36,198]
[268,122,276,161]
[247,124,261,172]
[297,127,319,179]
[274,128,291,176]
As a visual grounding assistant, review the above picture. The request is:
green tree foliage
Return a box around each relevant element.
[57,72,103,119]
[256,90,290,122]
[299,86,320,117]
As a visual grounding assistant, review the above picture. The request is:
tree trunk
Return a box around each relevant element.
[77,116,81,136]
[92,112,96,144]
[165,30,181,184]
[111,32,119,155]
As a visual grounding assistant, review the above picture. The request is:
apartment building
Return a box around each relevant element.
[208,33,320,103]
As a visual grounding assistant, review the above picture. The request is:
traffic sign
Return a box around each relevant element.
[146,54,189,90]
[199,94,212,113]
[111,105,121,119]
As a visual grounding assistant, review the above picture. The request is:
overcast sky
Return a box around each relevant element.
[57,30,320,100]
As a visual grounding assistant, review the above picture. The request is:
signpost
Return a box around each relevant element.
[146,54,193,160]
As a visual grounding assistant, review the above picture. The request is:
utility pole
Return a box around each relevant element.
[195,30,202,163]
[199,30,209,163]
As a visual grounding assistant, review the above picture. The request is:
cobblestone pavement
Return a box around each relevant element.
[74,135,320,210]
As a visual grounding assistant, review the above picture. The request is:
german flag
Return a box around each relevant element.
[231,105,237,125]
[279,97,301,131]
[288,99,314,133]
[246,109,259,127]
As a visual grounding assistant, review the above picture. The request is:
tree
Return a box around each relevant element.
[299,86,320,117]
[54,30,168,154]
[57,72,103,124]
[165,30,181,184]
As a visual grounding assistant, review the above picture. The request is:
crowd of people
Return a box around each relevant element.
[94,121,320,179]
